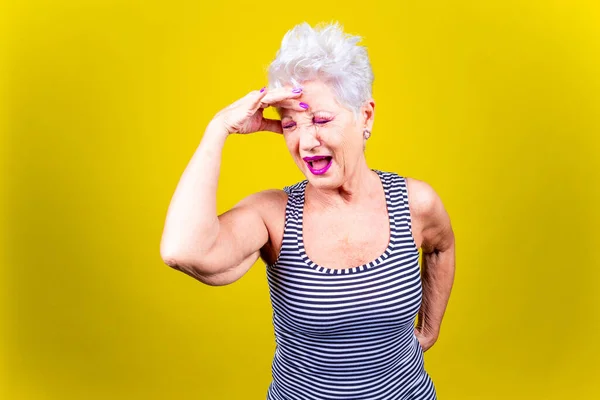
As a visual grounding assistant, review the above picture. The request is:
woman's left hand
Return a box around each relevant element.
[414,328,438,352]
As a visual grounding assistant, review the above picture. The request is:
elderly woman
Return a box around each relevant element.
[161,22,455,400]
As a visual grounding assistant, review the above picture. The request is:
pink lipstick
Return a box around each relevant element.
[303,155,333,175]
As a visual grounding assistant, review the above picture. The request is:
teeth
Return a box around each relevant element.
[306,157,331,170]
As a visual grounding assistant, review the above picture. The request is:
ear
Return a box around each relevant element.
[361,99,375,130]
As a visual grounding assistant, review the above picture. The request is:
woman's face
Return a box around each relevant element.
[279,80,374,189]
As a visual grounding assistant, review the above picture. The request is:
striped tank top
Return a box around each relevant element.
[265,170,436,400]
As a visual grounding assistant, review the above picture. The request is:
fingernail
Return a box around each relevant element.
[260,87,266,93]
[292,87,302,93]
[299,102,309,109]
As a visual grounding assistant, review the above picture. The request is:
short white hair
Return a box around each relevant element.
[267,22,374,116]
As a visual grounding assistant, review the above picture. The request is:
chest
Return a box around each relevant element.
[302,205,391,270]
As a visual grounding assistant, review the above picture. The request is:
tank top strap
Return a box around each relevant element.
[268,180,308,267]
[378,171,419,254]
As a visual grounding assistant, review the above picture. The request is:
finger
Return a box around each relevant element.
[244,88,269,112]
[260,87,304,106]
[260,118,283,134]
[270,99,310,112]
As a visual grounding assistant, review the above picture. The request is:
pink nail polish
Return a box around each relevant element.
[299,102,309,109]
[292,87,302,93]
[260,87,266,93]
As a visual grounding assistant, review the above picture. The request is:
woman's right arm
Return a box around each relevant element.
[159,87,304,285]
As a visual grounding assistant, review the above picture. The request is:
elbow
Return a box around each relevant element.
[160,234,217,273]
[159,245,220,278]
[160,240,182,269]
[159,243,197,273]
[159,237,197,270]
[159,237,238,286]
[161,254,181,270]
[160,247,195,272]
[160,253,233,287]
[161,253,188,276]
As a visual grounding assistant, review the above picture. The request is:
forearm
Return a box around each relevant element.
[417,241,455,338]
[160,120,229,261]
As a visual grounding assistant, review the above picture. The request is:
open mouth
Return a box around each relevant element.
[303,156,333,175]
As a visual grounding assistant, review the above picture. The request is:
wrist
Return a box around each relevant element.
[416,324,439,340]
[205,117,231,141]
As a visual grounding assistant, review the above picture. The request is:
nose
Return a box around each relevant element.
[298,124,321,152]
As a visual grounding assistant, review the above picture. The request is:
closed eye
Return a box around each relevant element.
[314,119,330,125]
[282,122,296,129]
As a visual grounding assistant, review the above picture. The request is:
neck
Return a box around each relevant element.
[306,159,379,209]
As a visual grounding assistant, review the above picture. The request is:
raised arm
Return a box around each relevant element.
[160,87,306,286]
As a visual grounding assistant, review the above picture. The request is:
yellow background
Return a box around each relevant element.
[2,0,600,399]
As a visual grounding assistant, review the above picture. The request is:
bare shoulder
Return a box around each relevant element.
[233,188,288,231]
[405,177,454,253]
[235,188,288,211]
[234,188,288,265]
[405,177,440,216]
